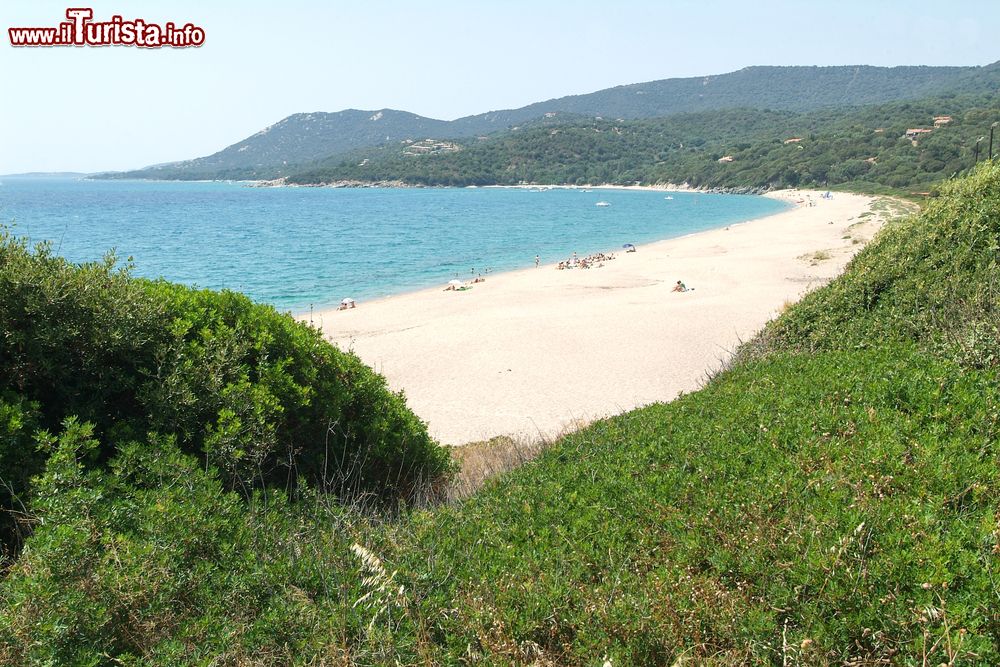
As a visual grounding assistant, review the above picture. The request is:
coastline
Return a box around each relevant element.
[248,177,768,195]
[308,189,887,446]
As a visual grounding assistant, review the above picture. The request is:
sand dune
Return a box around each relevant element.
[311,190,881,445]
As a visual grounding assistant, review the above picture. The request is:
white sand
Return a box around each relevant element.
[310,190,881,445]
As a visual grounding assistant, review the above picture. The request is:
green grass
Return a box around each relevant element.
[3,164,1000,664]
[398,346,998,663]
[748,163,1000,366]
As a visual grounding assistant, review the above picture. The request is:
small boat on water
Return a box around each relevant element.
[595,201,611,207]
[664,195,674,200]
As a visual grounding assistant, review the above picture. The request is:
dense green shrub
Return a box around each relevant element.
[0,231,451,557]
[0,424,368,664]
[136,280,449,497]
[0,394,41,561]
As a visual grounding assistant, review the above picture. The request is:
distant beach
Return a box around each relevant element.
[312,190,882,445]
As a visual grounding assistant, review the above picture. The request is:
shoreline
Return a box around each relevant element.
[294,189,791,317]
[297,189,802,319]
[307,189,887,446]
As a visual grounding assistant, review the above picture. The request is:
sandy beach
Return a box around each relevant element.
[311,189,886,445]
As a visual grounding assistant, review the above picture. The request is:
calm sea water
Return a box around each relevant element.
[0,177,788,312]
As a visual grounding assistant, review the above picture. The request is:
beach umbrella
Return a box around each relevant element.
[622,243,635,249]
[447,279,463,287]
[341,297,355,305]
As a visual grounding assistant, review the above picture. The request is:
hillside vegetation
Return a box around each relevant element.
[102,62,1000,182]
[110,110,457,182]
[3,165,1000,663]
[446,62,1000,131]
[288,94,1000,193]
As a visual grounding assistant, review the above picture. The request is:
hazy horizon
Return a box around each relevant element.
[3,0,999,174]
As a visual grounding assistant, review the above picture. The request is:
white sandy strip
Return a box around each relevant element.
[310,190,879,445]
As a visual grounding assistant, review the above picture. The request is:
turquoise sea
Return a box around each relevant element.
[0,177,789,312]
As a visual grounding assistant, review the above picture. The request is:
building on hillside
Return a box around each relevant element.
[933,116,953,126]
[717,155,734,163]
[402,140,461,156]
[905,128,933,139]
[783,137,803,144]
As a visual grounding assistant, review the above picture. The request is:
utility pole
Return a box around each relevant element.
[975,138,982,165]
[991,122,998,161]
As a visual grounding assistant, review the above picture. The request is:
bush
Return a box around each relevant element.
[0,394,41,561]
[0,231,451,556]
[0,426,366,664]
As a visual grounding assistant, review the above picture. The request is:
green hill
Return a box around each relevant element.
[449,61,1000,129]
[287,93,1000,192]
[4,165,1000,663]
[102,109,457,181]
[99,62,1000,182]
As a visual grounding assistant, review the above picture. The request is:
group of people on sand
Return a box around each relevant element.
[442,265,492,291]
[556,250,615,271]
[444,275,486,291]
[343,258,687,307]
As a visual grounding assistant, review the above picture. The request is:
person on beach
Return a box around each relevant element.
[672,280,688,292]
[535,254,540,268]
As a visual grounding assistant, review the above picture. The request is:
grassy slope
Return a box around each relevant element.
[403,348,997,664]
[339,164,1000,663]
[4,166,1000,664]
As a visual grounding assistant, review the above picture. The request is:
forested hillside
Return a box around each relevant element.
[99,61,1000,182]
[448,61,1000,130]
[288,93,1000,192]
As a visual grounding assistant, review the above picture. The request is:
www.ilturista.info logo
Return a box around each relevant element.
[8,8,205,48]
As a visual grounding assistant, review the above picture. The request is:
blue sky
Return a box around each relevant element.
[2,0,998,173]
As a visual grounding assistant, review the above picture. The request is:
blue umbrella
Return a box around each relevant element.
[622,243,635,249]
